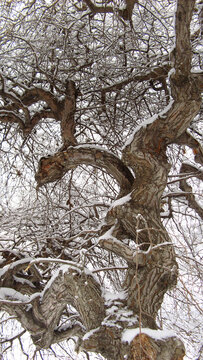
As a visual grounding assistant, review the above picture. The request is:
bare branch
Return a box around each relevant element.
[83,0,114,14]
[83,0,138,20]
[179,163,203,220]
[0,111,25,129]
[175,131,203,165]
[96,65,170,95]
[21,88,58,114]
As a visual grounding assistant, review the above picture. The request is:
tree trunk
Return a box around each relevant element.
[0,0,202,359]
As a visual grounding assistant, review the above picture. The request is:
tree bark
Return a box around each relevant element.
[0,0,202,359]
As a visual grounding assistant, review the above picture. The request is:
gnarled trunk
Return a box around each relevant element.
[0,0,202,359]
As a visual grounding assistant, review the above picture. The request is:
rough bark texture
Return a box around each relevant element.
[0,0,202,359]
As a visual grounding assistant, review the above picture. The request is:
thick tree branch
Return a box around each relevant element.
[97,64,170,94]
[170,0,199,103]
[35,145,134,192]
[60,80,77,146]
[0,111,25,129]
[1,263,105,349]
[21,88,59,114]
[123,1,201,158]
[24,109,56,134]
[0,1,201,359]
[112,3,200,357]
[0,87,58,134]
[0,83,77,142]
[99,226,146,266]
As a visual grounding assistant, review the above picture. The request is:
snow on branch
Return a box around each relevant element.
[24,257,83,272]
[0,262,105,348]
[99,224,173,266]
[122,327,176,344]
[0,287,39,305]
[99,227,146,266]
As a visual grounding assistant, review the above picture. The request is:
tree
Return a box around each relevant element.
[0,0,202,359]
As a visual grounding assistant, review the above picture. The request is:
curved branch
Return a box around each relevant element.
[0,85,59,131]
[0,111,25,129]
[0,84,76,137]
[123,1,201,160]
[35,145,134,192]
[0,86,57,115]
[1,266,105,349]
[24,109,56,134]
[21,88,59,114]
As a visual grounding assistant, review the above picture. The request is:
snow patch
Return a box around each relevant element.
[104,290,127,303]
[109,193,131,210]
[13,275,36,288]
[99,225,116,241]
[0,287,29,302]
[123,116,157,148]
[122,328,176,344]
[123,100,174,148]
[83,327,100,341]
[0,257,33,278]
